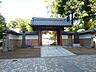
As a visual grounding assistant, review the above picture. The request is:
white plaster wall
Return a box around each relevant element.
[8,34,38,39]
[72,35,74,39]
[26,35,38,39]
[8,34,21,39]
[62,35,74,39]
[62,35,68,39]
[79,34,92,39]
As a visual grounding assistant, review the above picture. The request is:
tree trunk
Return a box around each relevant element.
[71,12,74,25]
[21,31,26,48]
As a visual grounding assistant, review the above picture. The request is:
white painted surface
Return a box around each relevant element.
[73,44,81,47]
[8,34,21,39]
[79,34,92,39]
[62,34,92,39]
[41,46,75,57]
[62,35,68,39]
[62,35,74,39]
[8,34,38,39]
[72,35,74,39]
[26,35,38,39]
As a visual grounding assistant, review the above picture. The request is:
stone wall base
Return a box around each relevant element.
[73,44,81,47]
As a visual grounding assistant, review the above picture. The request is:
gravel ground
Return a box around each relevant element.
[0,55,96,72]
[64,55,96,72]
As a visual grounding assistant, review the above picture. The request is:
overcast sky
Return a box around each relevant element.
[0,0,50,23]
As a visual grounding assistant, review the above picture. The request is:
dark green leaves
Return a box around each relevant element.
[8,18,33,32]
[0,14,6,39]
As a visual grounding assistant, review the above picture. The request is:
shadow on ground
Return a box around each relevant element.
[65,47,96,55]
[1,46,96,59]
[0,47,40,59]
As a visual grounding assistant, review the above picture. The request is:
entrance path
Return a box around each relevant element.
[41,46,75,57]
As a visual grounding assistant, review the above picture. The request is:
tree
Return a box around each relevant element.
[44,0,87,30]
[89,0,96,21]
[0,14,6,39]
[8,18,33,48]
[87,20,96,29]
[43,0,86,26]
[79,0,96,29]
[43,0,68,17]
[64,0,85,25]
[43,0,96,31]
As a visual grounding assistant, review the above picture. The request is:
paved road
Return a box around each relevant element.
[41,46,75,57]
[0,55,96,72]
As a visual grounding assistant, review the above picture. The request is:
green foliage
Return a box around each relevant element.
[64,0,85,25]
[64,24,82,32]
[81,0,96,22]
[64,0,84,14]
[0,14,6,39]
[89,20,96,29]
[43,0,96,31]
[89,0,96,21]
[8,18,33,48]
[8,18,33,32]
[89,0,96,12]
[67,19,96,32]
[43,0,85,19]
[0,14,6,30]
[43,0,68,17]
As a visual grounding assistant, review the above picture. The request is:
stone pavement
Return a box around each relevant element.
[41,46,75,57]
[0,55,96,72]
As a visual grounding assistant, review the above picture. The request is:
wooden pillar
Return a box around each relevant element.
[38,30,42,46]
[57,30,62,46]
[60,31,62,46]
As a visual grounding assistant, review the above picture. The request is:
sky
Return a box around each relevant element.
[0,0,50,23]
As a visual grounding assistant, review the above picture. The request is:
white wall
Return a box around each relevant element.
[8,34,21,39]
[8,34,38,39]
[62,34,93,39]
[9,34,93,40]
[62,35,74,39]
[62,35,68,39]
[79,34,92,39]
[26,35,38,39]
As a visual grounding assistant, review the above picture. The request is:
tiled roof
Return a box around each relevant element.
[78,29,95,35]
[18,32,38,35]
[30,17,72,27]
[62,31,74,35]
[6,27,38,35]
